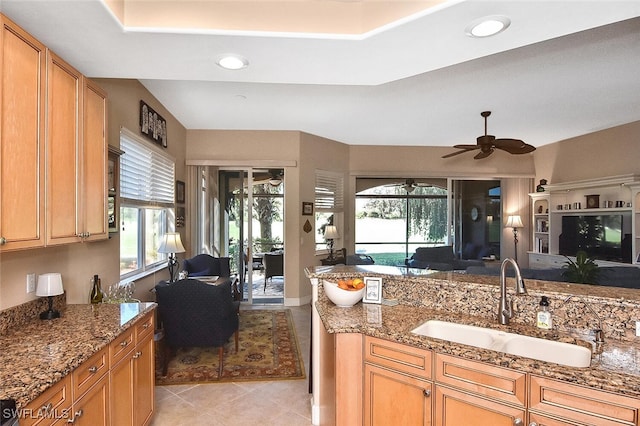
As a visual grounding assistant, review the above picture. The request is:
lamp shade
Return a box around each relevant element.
[324,225,339,240]
[158,232,185,254]
[36,273,64,297]
[505,215,524,229]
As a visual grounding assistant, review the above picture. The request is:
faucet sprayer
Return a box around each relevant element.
[498,258,527,325]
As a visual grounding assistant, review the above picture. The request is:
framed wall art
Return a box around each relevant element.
[176,180,185,204]
[140,100,167,147]
[302,202,313,216]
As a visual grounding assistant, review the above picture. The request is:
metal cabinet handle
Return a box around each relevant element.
[423,389,431,397]
[41,402,53,413]
[88,366,98,373]
[120,340,129,347]
[0,236,6,245]
[513,419,523,426]
[529,423,538,426]
[143,323,150,329]
[133,350,142,359]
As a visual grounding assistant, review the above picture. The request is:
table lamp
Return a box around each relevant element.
[505,215,524,262]
[36,273,64,320]
[324,225,340,260]
[158,232,186,282]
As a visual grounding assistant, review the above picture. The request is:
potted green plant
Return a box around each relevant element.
[562,250,600,284]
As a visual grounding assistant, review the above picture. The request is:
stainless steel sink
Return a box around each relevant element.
[411,320,592,368]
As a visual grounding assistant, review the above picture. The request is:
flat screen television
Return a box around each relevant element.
[559,214,631,263]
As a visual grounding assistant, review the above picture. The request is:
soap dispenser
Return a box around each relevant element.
[536,296,552,330]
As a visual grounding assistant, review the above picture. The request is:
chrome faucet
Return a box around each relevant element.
[498,258,527,325]
[563,295,605,345]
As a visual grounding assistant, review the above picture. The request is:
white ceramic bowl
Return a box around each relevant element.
[323,280,365,307]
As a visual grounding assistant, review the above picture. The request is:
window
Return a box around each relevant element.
[315,170,344,252]
[119,128,175,278]
[355,178,448,265]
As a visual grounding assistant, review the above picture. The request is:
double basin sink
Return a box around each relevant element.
[411,320,592,368]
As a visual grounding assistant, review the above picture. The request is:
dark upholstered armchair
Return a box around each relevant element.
[155,278,240,377]
[182,254,231,277]
[263,252,283,290]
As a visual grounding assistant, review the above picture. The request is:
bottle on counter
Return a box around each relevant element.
[536,296,552,329]
[90,274,103,304]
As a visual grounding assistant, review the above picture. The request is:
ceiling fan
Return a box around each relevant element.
[253,169,284,186]
[442,111,535,160]
[386,178,430,193]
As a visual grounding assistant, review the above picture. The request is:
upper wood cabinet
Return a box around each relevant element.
[46,51,108,245]
[0,13,108,251]
[0,15,46,251]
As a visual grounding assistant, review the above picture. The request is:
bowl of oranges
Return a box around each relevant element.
[323,278,365,307]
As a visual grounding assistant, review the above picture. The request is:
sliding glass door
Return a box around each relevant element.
[218,168,284,304]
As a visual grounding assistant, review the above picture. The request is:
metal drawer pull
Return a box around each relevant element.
[120,340,129,347]
[513,419,523,426]
[88,366,98,373]
[41,402,53,413]
[423,389,431,397]
[133,351,142,359]
[0,236,6,245]
[143,323,150,329]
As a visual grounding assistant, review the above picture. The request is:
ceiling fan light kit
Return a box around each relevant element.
[442,111,535,160]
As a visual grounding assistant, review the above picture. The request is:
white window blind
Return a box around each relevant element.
[315,170,344,211]
[120,128,175,205]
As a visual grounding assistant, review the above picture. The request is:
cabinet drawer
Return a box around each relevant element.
[21,375,72,426]
[72,346,108,400]
[364,336,431,380]
[434,353,526,407]
[110,326,135,364]
[530,375,640,426]
[135,312,154,342]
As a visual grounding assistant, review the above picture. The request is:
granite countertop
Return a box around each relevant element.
[309,266,640,398]
[0,302,156,408]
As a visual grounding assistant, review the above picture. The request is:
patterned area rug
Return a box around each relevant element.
[155,309,305,385]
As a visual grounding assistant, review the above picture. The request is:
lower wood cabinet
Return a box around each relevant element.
[529,375,640,426]
[364,363,432,425]
[20,312,154,426]
[333,334,639,426]
[110,312,155,426]
[363,336,433,426]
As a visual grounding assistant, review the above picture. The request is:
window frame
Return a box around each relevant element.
[315,170,344,253]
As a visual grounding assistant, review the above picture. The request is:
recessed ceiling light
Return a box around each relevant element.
[465,15,511,38]
[217,54,249,70]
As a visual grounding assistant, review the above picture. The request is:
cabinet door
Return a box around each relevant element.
[81,78,108,241]
[364,363,432,426]
[0,15,46,251]
[110,353,135,426]
[69,374,109,426]
[134,333,155,426]
[434,385,525,426]
[45,50,82,245]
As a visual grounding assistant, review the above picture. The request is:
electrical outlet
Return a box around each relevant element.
[636,321,640,337]
[26,273,36,293]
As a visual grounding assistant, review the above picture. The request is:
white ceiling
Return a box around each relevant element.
[2,0,640,151]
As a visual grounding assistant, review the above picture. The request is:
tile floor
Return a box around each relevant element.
[151,304,313,426]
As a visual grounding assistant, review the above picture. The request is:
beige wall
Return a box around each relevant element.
[0,79,187,309]
[533,120,640,185]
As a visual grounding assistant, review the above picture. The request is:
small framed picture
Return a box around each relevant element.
[363,277,383,304]
[302,202,313,216]
[176,180,185,204]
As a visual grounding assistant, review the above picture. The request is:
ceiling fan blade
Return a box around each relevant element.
[442,149,475,159]
[494,138,536,154]
[474,149,494,159]
[452,144,481,150]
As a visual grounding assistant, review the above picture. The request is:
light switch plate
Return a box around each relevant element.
[26,273,36,293]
